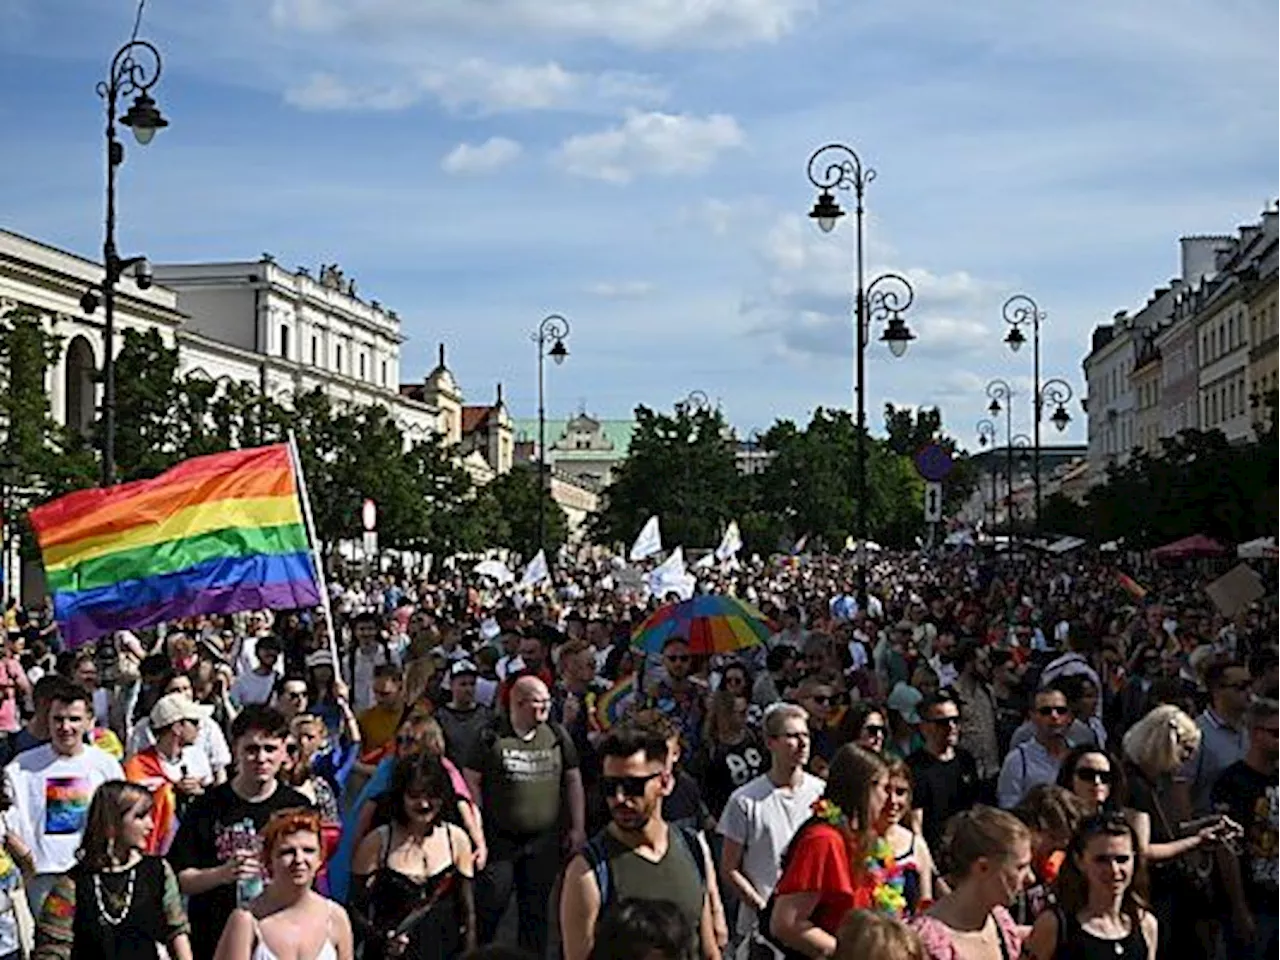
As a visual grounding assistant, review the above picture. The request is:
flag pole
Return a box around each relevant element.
[287,432,341,668]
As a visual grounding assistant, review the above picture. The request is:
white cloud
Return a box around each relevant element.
[556,111,744,184]
[284,72,418,111]
[585,280,655,298]
[270,0,814,48]
[421,59,666,114]
[441,137,523,175]
[285,59,665,114]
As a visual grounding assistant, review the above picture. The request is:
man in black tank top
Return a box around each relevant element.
[559,724,720,960]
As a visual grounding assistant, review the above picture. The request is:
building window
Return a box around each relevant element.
[311,336,319,365]
[280,325,290,360]
[336,345,343,372]
[359,353,366,380]
[380,361,387,386]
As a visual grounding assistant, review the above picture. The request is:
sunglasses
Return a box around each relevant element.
[1074,767,1113,785]
[926,715,960,727]
[861,724,886,737]
[1037,705,1070,717]
[665,655,691,664]
[601,772,662,799]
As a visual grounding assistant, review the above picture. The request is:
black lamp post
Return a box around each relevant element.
[1011,433,1032,527]
[81,39,169,487]
[976,419,997,530]
[1002,295,1075,529]
[1037,378,1074,516]
[533,314,570,553]
[805,143,917,605]
[985,379,1014,533]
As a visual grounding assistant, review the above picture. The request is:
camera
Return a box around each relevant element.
[134,258,153,290]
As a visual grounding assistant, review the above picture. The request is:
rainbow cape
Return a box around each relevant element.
[29,444,321,646]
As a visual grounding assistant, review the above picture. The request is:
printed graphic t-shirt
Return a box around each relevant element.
[1212,760,1278,915]
[3,743,124,874]
[167,781,311,960]
[467,719,577,837]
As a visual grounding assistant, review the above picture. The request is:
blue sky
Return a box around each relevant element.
[1,0,1275,450]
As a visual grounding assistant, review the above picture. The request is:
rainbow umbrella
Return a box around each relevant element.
[631,595,774,656]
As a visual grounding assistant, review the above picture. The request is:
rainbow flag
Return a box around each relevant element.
[30,444,321,646]
[1116,571,1148,601]
[591,674,637,731]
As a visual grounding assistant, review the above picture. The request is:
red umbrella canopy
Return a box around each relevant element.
[1150,534,1227,560]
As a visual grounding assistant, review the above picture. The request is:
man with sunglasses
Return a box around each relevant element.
[996,684,1074,809]
[169,705,311,960]
[1180,658,1252,815]
[561,723,719,960]
[908,692,981,852]
[646,638,709,756]
[1213,697,1278,960]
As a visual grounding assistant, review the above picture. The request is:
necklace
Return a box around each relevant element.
[93,866,137,926]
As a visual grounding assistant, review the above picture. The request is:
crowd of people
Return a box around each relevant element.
[0,547,1272,960]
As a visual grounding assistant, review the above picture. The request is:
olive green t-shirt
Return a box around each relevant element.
[598,826,706,947]
[468,718,578,836]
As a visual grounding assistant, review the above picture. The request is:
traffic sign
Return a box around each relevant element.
[361,498,377,532]
[914,442,954,482]
[924,482,943,523]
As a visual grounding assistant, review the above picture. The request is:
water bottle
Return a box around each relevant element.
[231,819,263,906]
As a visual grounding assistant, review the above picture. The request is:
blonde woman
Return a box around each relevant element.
[909,807,1031,960]
[835,910,926,960]
[1119,706,1238,960]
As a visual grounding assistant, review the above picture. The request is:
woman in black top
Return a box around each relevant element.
[691,691,766,821]
[1024,813,1157,960]
[350,753,476,960]
[34,782,191,960]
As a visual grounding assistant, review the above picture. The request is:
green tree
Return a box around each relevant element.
[486,464,568,558]
[883,402,978,520]
[1039,492,1090,538]
[594,403,740,548]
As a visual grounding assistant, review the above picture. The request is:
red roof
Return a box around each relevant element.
[461,405,496,435]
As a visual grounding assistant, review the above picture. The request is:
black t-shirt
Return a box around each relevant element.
[167,781,312,960]
[1211,760,1278,914]
[907,747,981,851]
[692,735,767,820]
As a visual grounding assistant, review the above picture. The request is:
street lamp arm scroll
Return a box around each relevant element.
[100,39,164,105]
[805,143,876,194]
[534,313,571,350]
[1040,377,1073,409]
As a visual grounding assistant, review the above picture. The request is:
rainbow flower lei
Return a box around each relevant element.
[809,799,909,918]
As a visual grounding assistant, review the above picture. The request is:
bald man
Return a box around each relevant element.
[464,675,585,956]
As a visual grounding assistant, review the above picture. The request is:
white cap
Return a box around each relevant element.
[150,693,213,730]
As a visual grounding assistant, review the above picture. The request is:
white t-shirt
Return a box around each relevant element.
[230,670,277,707]
[5,744,124,873]
[717,771,826,926]
[353,645,399,712]
[127,716,229,783]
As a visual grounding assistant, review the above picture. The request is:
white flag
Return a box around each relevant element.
[647,547,695,600]
[629,515,663,561]
[692,552,716,571]
[519,549,550,588]
[715,521,743,562]
[473,559,514,584]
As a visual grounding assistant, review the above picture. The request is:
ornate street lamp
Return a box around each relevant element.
[986,379,1015,533]
[805,142,917,604]
[533,314,570,553]
[976,419,997,529]
[83,38,169,486]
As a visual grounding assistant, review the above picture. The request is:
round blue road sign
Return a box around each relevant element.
[914,442,954,482]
